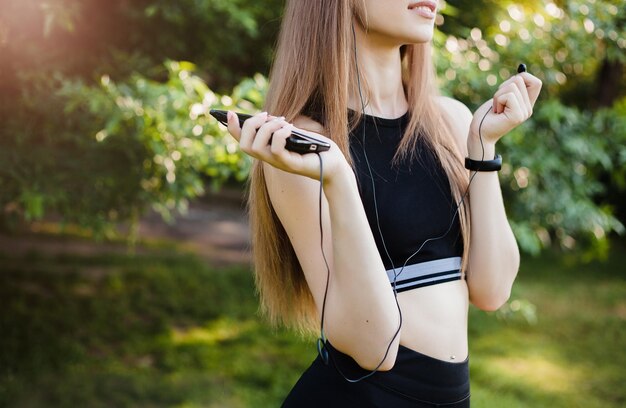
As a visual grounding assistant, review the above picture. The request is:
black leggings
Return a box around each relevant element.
[282,342,470,408]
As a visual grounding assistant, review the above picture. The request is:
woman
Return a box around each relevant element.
[225,0,542,406]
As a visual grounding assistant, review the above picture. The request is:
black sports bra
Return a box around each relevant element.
[348,111,464,292]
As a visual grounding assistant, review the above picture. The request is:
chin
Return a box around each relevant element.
[399,28,435,45]
[362,18,436,47]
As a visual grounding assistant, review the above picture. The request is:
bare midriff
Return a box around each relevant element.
[397,279,469,363]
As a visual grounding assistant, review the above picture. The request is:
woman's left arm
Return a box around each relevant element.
[441,72,542,311]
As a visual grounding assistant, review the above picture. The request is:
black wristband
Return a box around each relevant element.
[465,154,502,172]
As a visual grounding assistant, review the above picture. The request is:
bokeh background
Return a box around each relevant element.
[0,0,624,407]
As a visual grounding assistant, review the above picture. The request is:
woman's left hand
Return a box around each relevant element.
[468,72,542,152]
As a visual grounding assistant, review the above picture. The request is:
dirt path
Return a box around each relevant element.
[0,189,251,267]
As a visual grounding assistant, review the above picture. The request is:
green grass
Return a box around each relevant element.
[0,241,624,407]
[468,246,626,408]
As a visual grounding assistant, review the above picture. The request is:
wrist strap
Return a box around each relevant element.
[465,154,502,172]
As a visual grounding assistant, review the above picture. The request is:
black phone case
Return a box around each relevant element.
[209,109,330,154]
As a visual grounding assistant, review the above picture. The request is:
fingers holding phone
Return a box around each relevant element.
[226,110,266,143]
[218,109,341,180]
[250,115,290,157]
[226,110,299,161]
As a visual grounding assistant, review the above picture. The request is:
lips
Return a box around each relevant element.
[408,1,437,19]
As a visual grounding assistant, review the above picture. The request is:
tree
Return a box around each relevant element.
[0,0,623,255]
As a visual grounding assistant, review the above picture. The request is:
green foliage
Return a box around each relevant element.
[0,0,283,90]
[435,0,626,254]
[134,0,284,90]
[438,0,625,106]
[499,99,626,255]
[1,0,624,255]
[59,60,255,217]
[0,62,267,238]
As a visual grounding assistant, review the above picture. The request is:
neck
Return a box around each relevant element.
[349,23,408,119]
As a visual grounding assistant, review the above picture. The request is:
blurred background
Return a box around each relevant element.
[0,0,624,406]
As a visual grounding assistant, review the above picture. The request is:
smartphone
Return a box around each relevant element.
[209,109,331,154]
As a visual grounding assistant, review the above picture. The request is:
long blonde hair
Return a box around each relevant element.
[248,0,470,333]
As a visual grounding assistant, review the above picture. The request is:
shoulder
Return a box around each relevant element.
[436,96,472,122]
[292,114,325,134]
[435,96,472,156]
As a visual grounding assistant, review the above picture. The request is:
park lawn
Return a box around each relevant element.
[0,241,624,407]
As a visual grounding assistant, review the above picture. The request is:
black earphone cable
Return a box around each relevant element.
[315,152,330,363]
[394,108,489,276]
[315,21,491,383]
[314,110,489,383]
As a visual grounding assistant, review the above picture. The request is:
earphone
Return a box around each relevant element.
[313,21,493,383]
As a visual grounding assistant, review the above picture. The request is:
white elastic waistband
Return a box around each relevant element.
[387,257,462,292]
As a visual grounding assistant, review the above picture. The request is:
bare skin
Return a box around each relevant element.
[226,0,542,369]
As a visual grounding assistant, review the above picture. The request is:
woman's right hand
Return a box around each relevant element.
[226,111,350,182]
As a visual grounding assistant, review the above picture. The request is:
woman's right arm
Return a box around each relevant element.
[227,111,400,370]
